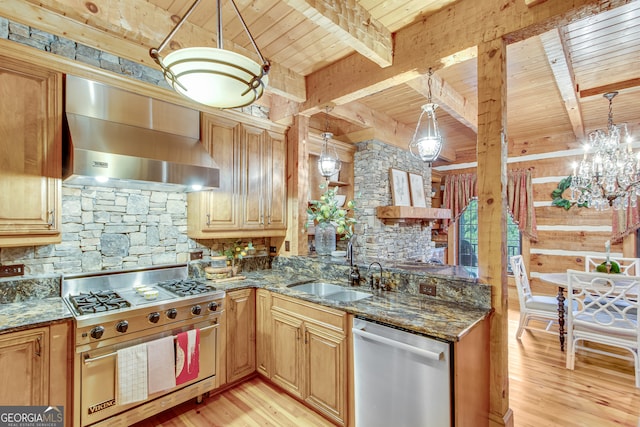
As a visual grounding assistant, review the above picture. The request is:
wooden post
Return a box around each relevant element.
[477,38,513,427]
[284,114,310,256]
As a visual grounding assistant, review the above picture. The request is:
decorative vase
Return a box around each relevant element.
[315,222,336,256]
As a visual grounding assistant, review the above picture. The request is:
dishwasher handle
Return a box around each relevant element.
[352,327,443,361]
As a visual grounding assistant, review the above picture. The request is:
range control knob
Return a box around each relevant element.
[148,312,160,323]
[166,308,178,319]
[191,305,202,316]
[90,326,105,339]
[115,320,128,333]
[208,301,219,312]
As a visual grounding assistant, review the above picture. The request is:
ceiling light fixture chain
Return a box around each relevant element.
[409,67,444,164]
[569,91,638,211]
[150,0,270,109]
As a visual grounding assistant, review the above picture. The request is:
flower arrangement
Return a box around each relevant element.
[223,241,254,264]
[306,184,356,240]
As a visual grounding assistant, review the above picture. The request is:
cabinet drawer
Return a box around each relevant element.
[271,294,346,333]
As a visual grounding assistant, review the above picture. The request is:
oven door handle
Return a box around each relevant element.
[83,323,220,364]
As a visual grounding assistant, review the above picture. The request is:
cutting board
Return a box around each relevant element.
[208,275,246,284]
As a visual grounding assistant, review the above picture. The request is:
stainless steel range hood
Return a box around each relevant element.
[63,75,219,192]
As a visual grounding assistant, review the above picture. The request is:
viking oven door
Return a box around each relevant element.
[79,318,219,427]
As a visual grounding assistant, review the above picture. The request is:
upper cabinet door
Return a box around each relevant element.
[188,115,241,234]
[0,58,62,247]
[241,124,266,229]
[264,130,287,230]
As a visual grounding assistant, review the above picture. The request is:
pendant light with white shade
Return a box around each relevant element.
[149,0,270,109]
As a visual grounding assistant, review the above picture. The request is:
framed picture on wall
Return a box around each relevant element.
[389,168,411,206]
[408,173,427,208]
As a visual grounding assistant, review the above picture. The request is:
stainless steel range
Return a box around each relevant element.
[62,264,225,427]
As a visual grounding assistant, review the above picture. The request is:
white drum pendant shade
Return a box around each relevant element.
[162,47,268,109]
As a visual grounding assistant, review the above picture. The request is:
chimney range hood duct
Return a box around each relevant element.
[63,75,219,192]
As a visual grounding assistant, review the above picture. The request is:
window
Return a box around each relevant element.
[458,199,521,272]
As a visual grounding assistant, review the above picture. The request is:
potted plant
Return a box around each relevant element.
[306,184,356,255]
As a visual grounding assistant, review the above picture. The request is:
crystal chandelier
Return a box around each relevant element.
[409,68,444,163]
[570,91,637,211]
[149,0,270,109]
[317,107,341,179]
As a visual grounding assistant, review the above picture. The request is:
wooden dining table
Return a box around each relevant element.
[538,272,570,351]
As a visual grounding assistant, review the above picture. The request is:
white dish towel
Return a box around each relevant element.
[117,343,149,405]
[147,336,176,394]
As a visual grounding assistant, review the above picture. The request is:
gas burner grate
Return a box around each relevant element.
[69,290,130,315]
[157,279,210,296]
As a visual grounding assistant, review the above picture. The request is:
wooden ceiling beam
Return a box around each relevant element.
[301,0,629,113]
[539,28,585,140]
[579,78,640,98]
[406,72,478,133]
[281,0,393,68]
[3,0,306,102]
[329,103,457,162]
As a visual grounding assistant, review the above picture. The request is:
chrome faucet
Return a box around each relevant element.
[368,262,384,290]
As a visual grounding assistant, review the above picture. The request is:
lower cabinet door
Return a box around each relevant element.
[0,327,48,405]
[226,289,256,384]
[304,323,347,425]
[270,311,304,399]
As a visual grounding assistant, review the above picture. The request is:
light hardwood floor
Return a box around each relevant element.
[131,377,336,427]
[134,308,640,427]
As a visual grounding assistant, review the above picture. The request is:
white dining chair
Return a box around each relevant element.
[565,269,639,388]
[510,255,560,340]
[584,256,640,275]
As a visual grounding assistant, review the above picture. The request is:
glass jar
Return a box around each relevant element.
[315,222,336,256]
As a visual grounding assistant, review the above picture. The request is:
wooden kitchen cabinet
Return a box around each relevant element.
[187,115,287,239]
[225,289,256,384]
[188,115,241,236]
[255,289,272,377]
[0,57,62,247]
[270,293,348,426]
[0,321,70,418]
[241,124,287,232]
[271,309,305,398]
[0,327,48,405]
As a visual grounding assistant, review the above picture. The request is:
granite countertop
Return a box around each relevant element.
[207,270,490,342]
[0,266,490,342]
[0,297,72,335]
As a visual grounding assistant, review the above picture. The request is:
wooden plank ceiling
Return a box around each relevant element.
[4,0,640,166]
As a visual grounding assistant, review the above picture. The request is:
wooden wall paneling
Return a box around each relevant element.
[531,230,619,252]
[534,206,611,226]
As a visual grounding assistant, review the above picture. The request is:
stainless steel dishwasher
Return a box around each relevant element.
[352,317,452,427]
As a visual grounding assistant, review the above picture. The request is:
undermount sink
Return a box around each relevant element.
[288,282,372,302]
[288,282,345,296]
[323,290,372,302]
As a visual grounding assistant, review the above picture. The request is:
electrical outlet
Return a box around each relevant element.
[419,283,437,296]
[0,264,25,277]
[285,241,290,251]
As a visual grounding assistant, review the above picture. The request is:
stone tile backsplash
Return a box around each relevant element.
[0,185,205,275]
